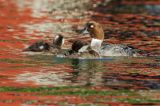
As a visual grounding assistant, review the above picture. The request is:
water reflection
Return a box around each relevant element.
[146,5,160,15]
[15,56,160,89]
[68,59,105,86]
[103,73,160,89]
[95,2,160,16]
[16,0,51,17]
[15,57,106,86]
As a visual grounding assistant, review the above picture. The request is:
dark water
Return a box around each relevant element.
[97,4,160,16]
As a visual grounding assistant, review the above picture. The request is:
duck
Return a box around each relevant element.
[58,40,100,59]
[23,34,64,54]
[81,21,141,57]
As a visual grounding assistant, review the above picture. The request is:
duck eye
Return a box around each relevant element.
[90,24,94,28]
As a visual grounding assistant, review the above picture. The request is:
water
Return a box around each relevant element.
[14,55,160,89]
[97,4,160,16]
[0,0,160,105]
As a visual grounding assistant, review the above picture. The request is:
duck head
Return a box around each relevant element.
[82,21,104,52]
[83,21,104,40]
[53,34,64,49]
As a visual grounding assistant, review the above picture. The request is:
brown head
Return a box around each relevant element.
[83,21,104,40]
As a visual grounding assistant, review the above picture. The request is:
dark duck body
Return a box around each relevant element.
[23,35,64,54]
[61,40,100,59]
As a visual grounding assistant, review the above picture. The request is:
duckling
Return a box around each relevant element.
[60,40,100,59]
[23,34,64,54]
[23,41,50,52]
[82,21,142,57]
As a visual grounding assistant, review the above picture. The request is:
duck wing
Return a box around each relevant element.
[100,44,140,57]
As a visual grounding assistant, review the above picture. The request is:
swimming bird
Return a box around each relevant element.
[59,40,100,59]
[81,21,141,57]
[23,34,64,54]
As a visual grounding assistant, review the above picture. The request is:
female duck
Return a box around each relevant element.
[82,21,141,57]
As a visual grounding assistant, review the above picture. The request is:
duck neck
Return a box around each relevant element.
[90,38,103,52]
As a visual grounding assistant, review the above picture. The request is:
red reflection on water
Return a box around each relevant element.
[0,0,50,87]
[0,0,160,105]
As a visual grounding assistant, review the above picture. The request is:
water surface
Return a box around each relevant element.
[0,0,160,105]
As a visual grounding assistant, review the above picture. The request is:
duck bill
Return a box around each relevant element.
[81,27,90,35]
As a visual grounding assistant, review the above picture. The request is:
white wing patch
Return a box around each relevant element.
[39,45,44,50]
